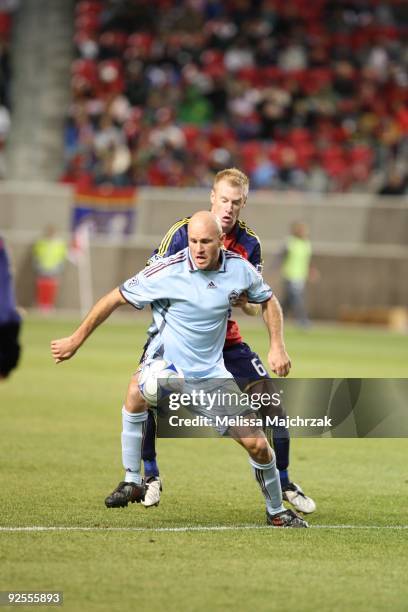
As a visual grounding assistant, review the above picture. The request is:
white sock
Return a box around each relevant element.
[249,456,285,516]
[121,407,148,485]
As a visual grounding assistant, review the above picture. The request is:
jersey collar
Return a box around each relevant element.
[187,248,226,273]
[225,222,239,240]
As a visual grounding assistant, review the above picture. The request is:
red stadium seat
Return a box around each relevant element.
[240,141,263,172]
[182,125,201,146]
[0,12,12,37]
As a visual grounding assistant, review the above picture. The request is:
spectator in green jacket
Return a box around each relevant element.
[280,221,316,327]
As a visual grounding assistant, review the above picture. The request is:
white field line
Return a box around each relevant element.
[0,525,407,533]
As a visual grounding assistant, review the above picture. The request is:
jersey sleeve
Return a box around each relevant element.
[245,262,273,303]
[249,239,264,274]
[148,218,189,264]
[119,268,166,309]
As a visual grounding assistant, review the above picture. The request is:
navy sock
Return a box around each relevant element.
[142,410,160,478]
[144,459,159,479]
[272,426,290,487]
[279,469,290,488]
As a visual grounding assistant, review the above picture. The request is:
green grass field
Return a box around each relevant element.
[1,316,407,611]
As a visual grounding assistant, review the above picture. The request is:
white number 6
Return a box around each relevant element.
[251,357,267,377]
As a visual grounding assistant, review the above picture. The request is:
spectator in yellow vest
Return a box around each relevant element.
[33,226,67,312]
[280,222,317,327]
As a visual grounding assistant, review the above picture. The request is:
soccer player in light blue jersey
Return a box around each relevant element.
[141,168,315,514]
[51,211,308,527]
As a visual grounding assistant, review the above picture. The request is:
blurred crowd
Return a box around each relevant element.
[0,0,17,179]
[62,0,408,193]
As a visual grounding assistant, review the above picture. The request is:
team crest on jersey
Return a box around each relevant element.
[228,290,241,304]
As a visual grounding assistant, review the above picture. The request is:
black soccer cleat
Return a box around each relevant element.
[266,508,309,528]
[104,481,146,508]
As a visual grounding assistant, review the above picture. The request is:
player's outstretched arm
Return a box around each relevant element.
[262,296,291,377]
[50,288,126,363]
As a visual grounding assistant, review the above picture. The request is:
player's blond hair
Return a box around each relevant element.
[213,168,250,200]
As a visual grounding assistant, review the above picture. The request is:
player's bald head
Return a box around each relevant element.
[188,211,225,271]
[188,211,223,239]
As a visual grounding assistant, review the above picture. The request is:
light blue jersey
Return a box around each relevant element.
[120,247,273,378]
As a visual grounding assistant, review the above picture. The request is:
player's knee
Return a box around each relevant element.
[247,435,271,463]
[125,373,147,413]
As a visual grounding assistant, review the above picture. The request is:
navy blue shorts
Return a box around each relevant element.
[223,342,270,392]
[223,342,286,424]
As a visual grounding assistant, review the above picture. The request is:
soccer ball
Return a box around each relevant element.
[138,358,184,406]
